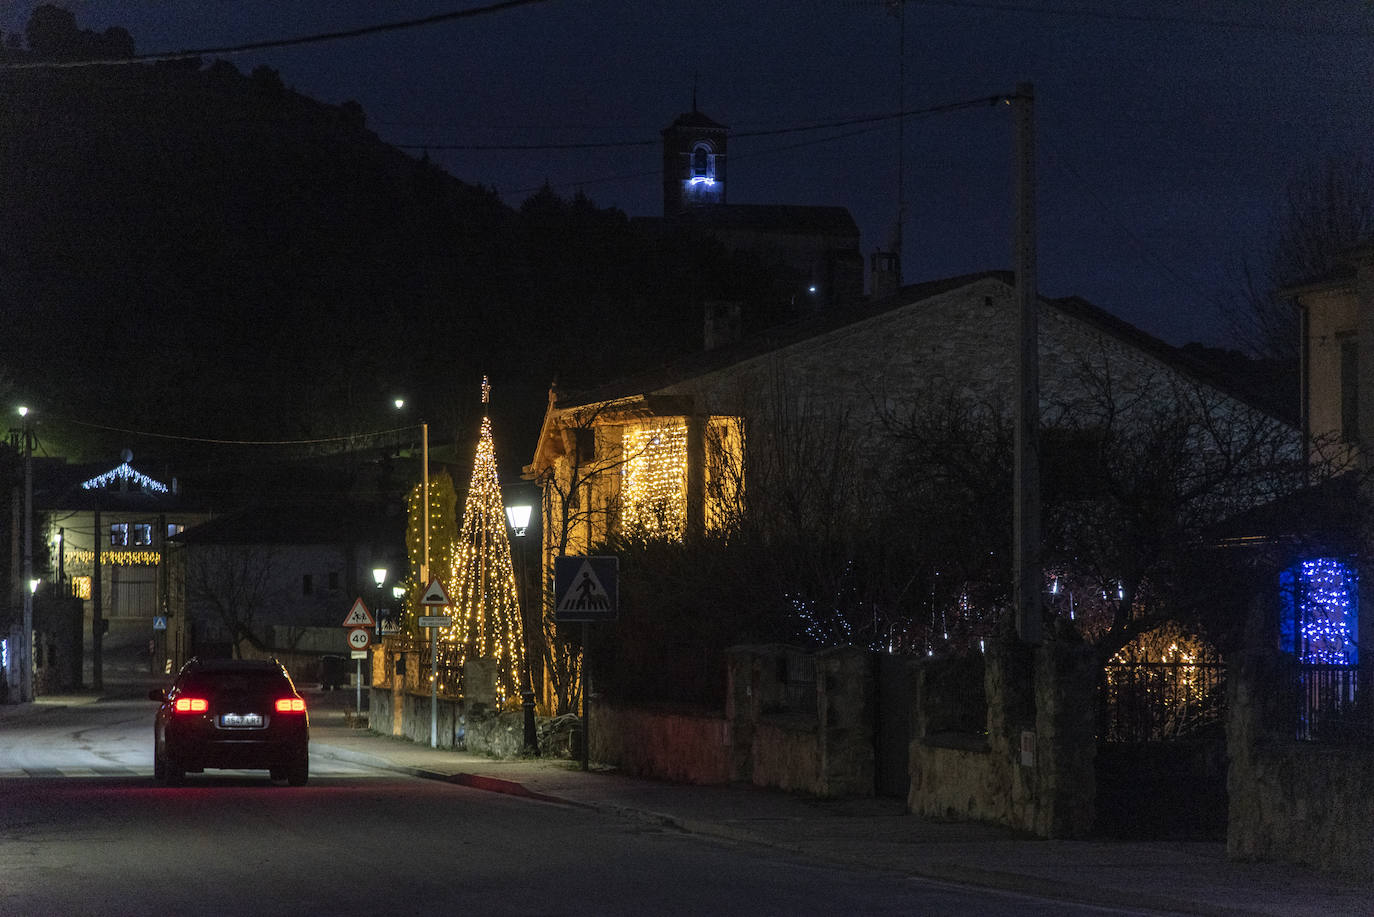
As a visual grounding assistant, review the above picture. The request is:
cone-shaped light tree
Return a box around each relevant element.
[439,377,525,705]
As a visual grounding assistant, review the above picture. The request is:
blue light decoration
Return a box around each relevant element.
[1278,557,1359,665]
[80,462,169,494]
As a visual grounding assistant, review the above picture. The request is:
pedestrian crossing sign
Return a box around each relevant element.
[554,556,618,622]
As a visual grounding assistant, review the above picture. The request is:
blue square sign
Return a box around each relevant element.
[554,556,618,622]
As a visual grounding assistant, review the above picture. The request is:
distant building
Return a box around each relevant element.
[26,452,212,687]
[649,106,866,311]
[166,499,404,674]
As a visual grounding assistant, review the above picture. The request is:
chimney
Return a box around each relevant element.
[704,301,742,350]
[870,250,900,301]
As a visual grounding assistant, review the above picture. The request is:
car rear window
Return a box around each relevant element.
[179,670,291,694]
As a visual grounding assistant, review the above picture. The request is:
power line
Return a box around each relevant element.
[0,0,551,71]
[51,415,417,448]
[399,94,1006,153]
[854,0,1374,38]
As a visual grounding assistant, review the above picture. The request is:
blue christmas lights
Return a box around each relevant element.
[1279,557,1359,665]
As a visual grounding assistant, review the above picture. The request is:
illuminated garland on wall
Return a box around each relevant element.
[65,550,161,567]
[80,463,169,494]
[438,413,525,706]
[621,421,689,537]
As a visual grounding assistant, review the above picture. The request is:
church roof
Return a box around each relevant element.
[680,203,860,239]
[664,109,727,133]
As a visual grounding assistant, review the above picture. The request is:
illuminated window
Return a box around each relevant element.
[622,421,689,536]
[132,524,152,546]
[166,522,184,539]
[1280,557,1359,665]
[72,576,91,600]
[110,524,128,547]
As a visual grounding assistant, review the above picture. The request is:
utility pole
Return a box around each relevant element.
[19,407,34,702]
[1012,82,1042,645]
[93,504,103,691]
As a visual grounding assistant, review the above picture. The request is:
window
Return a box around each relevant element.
[621,421,689,537]
[166,523,184,539]
[133,523,153,546]
[302,574,313,596]
[691,142,714,182]
[110,523,128,547]
[1339,333,1359,444]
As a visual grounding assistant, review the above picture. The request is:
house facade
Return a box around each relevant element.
[529,271,1293,568]
[31,453,213,686]
[165,500,405,677]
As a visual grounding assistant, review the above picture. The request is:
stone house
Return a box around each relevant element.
[529,270,1291,562]
[526,269,1303,837]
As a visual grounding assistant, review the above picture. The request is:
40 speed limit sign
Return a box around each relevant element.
[347,627,372,651]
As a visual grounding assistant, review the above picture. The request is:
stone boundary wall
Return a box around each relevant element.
[589,702,732,784]
[1227,649,1374,878]
[908,638,1097,839]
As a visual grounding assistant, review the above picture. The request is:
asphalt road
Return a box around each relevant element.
[0,696,1170,916]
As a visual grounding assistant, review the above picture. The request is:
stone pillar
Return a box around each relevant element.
[1031,640,1098,838]
[817,646,876,797]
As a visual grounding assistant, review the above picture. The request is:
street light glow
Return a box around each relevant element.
[372,567,388,588]
[505,504,532,537]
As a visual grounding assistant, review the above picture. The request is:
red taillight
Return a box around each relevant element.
[275,698,306,713]
[174,697,208,713]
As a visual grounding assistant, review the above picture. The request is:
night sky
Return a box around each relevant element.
[5,1,1372,349]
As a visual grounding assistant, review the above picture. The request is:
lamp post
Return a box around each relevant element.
[362,565,386,715]
[18,406,33,703]
[505,502,536,755]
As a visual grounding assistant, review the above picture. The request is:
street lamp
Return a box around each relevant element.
[505,503,536,754]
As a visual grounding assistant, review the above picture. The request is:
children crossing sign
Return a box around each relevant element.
[554,556,618,622]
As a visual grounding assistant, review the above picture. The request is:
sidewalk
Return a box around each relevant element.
[305,694,1371,917]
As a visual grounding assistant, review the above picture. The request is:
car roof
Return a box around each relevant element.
[182,658,287,675]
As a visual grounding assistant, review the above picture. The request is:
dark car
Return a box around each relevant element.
[149,657,309,786]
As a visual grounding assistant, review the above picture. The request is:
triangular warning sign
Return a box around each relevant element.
[341,598,375,628]
[420,578,451,606]
[556,560,612,614]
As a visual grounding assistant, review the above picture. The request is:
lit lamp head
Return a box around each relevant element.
[372,567,388,589]
[505,504,532,538]
[29,578,40,594]
[392,585,406,601]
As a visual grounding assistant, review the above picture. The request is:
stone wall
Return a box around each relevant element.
[908,637,1097,839]
[589,702,732,784]
[1226,648,1374,879]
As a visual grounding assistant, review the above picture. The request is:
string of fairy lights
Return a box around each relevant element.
[620,421,689,537]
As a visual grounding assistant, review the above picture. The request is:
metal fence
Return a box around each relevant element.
[1278,662,1372,744]
[1099,661,1227,743]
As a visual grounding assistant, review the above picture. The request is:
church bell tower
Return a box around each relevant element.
[662,106,727,217]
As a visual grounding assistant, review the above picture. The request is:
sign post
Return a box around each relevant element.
[342,600,376,714]
[420,578,452,748]
[554,556,619,770]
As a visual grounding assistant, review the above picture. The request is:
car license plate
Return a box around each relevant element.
[220,713,263,728]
